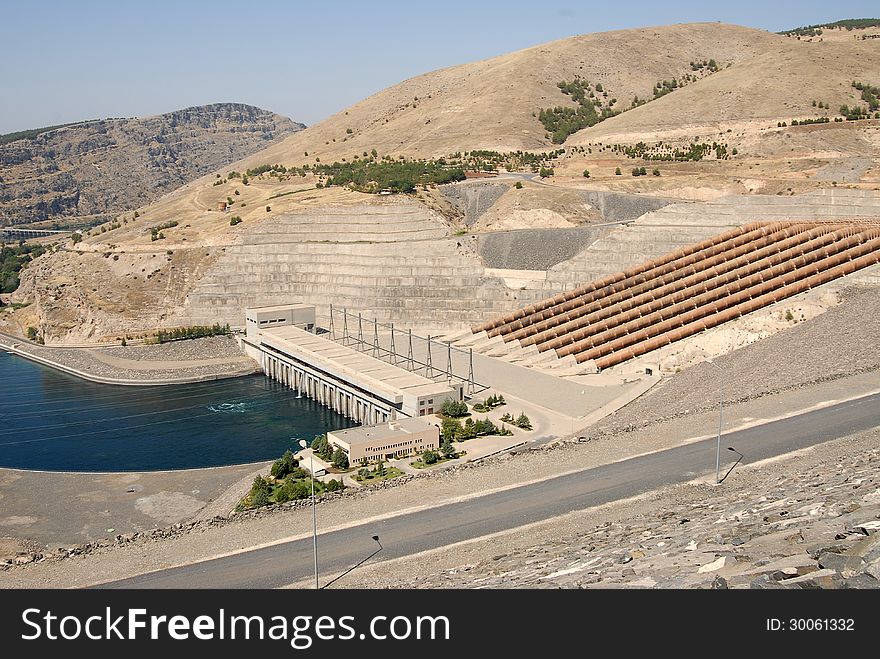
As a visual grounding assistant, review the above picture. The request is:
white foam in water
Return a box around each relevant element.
[207,401,251,413]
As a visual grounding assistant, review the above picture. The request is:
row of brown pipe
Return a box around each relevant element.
[592,248,880,368]
[533,226,879,354]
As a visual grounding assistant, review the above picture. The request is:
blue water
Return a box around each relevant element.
[0,351,355,472]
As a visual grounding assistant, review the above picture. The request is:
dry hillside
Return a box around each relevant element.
[233,23,783,165]
[0,104,303,228]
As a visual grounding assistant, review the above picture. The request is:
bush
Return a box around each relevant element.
[615,167,622,175]
[422,450,439,465]
[583,169,590,178]
[153,323,230,344]
[277,479,311,503]
[26,326,40,342]
[229,216,242,226]
[539,166,554,178]
[514,181,523,189]
[325,479,343,492]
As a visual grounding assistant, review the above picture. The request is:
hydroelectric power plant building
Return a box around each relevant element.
[243,304,458,424]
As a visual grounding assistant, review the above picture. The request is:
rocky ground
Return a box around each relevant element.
[0,334,258,383]
[344,428,880,589]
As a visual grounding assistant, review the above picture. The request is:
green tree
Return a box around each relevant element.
[376,459,386,477]
[311,434,332,460]
[615,167,622,175]
[583,169,590,177]
[331,447,349,470]
[440,398,468,417]
[26,326,39,342]
[422,449,439,465]
[70,233,82,245]
[441,439,456,459]
[441,418,462,442]
[270,449,299,478]
[514,181,523,189]
[515,412,532,430]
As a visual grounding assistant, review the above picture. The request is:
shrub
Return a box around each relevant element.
[229,216,242,226]
[583,169,590,177]
[346,128,353,134]
[70,233,82,244]
[615,167,621,175]
[514,181,523,189]
[422,450,439,465]
[652,168,661,176]
[515,412,532,430]
[266,206,271,213]
[26,326,40,342]
[539,166,554,178]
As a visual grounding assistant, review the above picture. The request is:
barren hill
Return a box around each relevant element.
[570,37,880,144]
[237,23,783,165]
[0,104,304,228]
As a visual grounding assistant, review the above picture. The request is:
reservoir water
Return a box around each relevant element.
[0,351,355,472]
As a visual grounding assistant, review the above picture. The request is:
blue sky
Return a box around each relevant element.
[2,0,877,133]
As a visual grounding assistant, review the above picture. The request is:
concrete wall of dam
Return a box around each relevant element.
[179,190,880,334]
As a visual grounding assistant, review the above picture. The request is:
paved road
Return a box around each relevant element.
[100,393,879,589]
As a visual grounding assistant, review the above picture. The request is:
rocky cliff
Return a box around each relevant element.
[0,103,304,227]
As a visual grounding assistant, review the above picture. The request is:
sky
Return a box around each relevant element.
[2,0,878,134]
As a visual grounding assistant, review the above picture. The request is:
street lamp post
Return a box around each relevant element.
[706,360,723,484]
[298,439,319,589]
